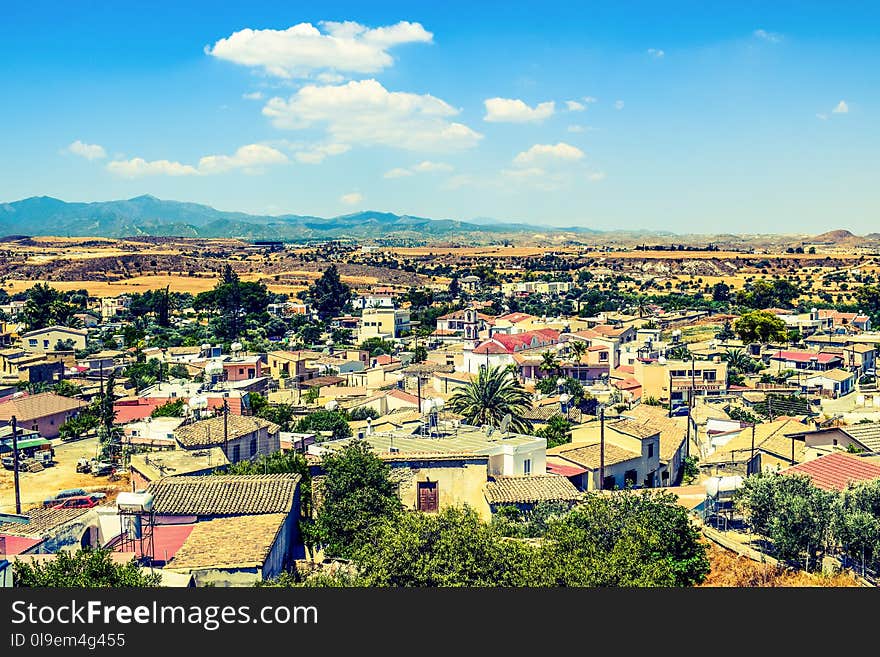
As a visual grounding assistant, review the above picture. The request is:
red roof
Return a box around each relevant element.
[616,365,635,375]
[0,535,43,555]
[770,350,841,364]
[781,452,880,491]
[614,377,642,391]
[115,523,196,562]
[387,389,420,404]
[476,329,560,354]
[546,461,588,477]
[587,345,608,351]
[494,312,535,324]
[375,354,395,365]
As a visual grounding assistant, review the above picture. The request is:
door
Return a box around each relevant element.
[417,482,438,512]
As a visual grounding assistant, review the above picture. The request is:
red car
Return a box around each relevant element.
[51,495,99,510]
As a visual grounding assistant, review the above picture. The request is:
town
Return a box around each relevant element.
[1,235,879,587]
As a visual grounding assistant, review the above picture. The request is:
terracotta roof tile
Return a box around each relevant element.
[782,452,880,491]
[484,475,581,504]
[0,392,86,423]
[174,415,279,448]
[147,474,299,516]
[164,514,287,570]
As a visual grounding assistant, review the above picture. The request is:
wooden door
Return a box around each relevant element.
[418,482,438,512]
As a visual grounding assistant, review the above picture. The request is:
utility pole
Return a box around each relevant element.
[416,375,422,413]
[11,415,21,515]
[599,404,605,491]
[223,398,229,455]
[750,423,756,475]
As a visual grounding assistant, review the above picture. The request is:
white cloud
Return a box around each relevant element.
[316,72,345,83]
[340,192,364,205]
[502,167,545,179]
[614,100,625,110]
[107,158,200,178]
[816,113,828,121]
[413,160,453,173]
[566,100,585,112]
[647,48,665,58]
[107,143,288,178]
[66,140,106,161]
[385,160,453,179]
[584,96,598,104]
[513,142,584,167]
[206,20,432,78]
[832,100,849,114]
[242,91,264,100]
[294,143,351,164]
[483,98,555,123]
[263,79,482,151]
[567,125,585,133]
[384,167,414,179]
[753,29,783,43]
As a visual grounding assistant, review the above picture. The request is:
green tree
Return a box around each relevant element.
[305,265,352,321]
[447,365,533,433]
[53,380,82,398]
[13,549,160,587]
[150,398,186,418]
[716,320,736,341]
[97,370,121,458]
[22,282,61,330]
[295,410,352,441]
[353,506,538,587]
[539,350,562,377]
[314,440,401,558]
[359,337,396,357]
[568,340,588,364]
[734,310,788,343]
[412,344,428,363]
[249,393,297,431]
[832,480,880,574]
[736,473,834,569]
[540,490,710,586]
[712,282,731,302]
[535,416,573,449]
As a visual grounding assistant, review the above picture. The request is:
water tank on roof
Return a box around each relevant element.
[204,361,223,376]
[116,491,154,513]
[231,341,243,353]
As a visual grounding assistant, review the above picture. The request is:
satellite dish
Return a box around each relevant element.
[205,361,223,376]
[499,413,512,435]
[324,400,338,411]
[230,341,243,353]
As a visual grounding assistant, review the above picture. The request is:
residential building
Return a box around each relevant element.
[804,368,855,398]
[0,392,86,439]
[547,442,643,491]
[357,307,411,341]
[129,448,229,489]
[767,350,844,373]
[21,326,88,353]
[781,451,880,491]
[700,418,806,476]
[100,296,130,319]
[462,328,560,374]
[173,415,280,464]
[633,357,728,406]
[568,417,662,488]
[789,422,880,457]
[620,404,690,486]
[483,474,581,513]
[122,417,187,450]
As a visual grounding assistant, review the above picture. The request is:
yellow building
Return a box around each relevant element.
[357,307,411,341]
[633,357,728,406]
[21,326,88,353]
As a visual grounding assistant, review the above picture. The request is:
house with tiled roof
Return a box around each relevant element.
[804,368,856,398]
[20,326,88,354]
[767,349,844,372]
[547,442,643,491]
[700,418,807,476]
[0,392,86,439]
[781,452,880,491]
[463,328,560,374]
[162,513,292,586]
[129,474,303,582]
[787,421,880,458]
[484,474,581,512]
[564,417,663,489]
[0,506,106,555]
[620,404,690,486]
[173,415,280,464]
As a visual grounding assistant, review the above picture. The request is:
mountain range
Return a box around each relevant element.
[0,195,604,242]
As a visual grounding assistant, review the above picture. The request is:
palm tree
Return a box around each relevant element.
[568,340,588,364]
[539,350,562,377]
[723,348,753,373]
[447,365,533,433]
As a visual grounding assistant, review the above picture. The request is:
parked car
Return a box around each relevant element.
[91,461,116,477]
[43,488,89,508]
[1,455,22,470]
[51,495,99,510]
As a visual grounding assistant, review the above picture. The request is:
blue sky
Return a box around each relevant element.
[1,1,878,234]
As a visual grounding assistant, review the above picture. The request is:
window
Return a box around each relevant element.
[417,481,439,512]
[231,445,241,462]
[250,438,257,457]
[603,475,616,490]
[648,443,654,458]
[28,339,37,347]
[239,368,244,375]
[131,430,140,437]
[43,340,49,349]
[704,371,716,381]
[523,459,532,475]
[599,352,608,362]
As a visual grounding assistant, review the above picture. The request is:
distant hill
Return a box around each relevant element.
[0,195,609,242]
[812,229,857,243]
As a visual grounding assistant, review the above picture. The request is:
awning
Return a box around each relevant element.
[0,437,51,452]
[546,460,588,477]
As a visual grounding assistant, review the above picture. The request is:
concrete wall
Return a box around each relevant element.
[392,459,491,521]
[219,427,280,463]
[26,409,81,440]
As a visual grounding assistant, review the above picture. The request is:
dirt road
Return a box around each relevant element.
[0,437,128,514]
